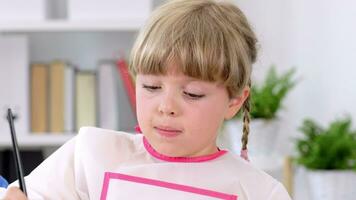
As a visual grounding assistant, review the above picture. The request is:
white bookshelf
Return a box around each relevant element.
[0,133,75,148]
[0,20,144,32]
[0,22,138,148]
[0,18,146,148]
[0,0,162,149]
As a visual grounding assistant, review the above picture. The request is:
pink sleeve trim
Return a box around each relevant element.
[100,172,237,200]
[143,137,227,163]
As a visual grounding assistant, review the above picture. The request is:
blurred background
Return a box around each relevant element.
[234,1,356,199]
[0,0,355,199]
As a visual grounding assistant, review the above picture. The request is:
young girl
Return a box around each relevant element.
[3,0,291,199]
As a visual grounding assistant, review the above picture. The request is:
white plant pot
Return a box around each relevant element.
[306,170,356,200]
[218,118,282,167]
[218,119,280,155]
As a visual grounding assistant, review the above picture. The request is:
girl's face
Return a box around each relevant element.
[135,63,248,157]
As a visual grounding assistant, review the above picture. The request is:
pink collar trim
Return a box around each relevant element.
[143,137,227,163]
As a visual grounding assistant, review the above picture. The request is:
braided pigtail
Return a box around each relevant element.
[240,81,251,161]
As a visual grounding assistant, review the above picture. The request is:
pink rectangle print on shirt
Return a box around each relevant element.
[100,172,238,200]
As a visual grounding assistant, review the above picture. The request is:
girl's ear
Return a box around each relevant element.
[224,87,250,120]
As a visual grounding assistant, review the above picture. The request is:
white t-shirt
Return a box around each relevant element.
[2,127,291,200]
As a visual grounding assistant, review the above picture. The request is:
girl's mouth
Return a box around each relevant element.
[154,126,182,138]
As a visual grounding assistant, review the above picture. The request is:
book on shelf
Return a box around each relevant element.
[0,35,29,136]
[64,63,75,133]
[75,70,97,131]
[49,61,65,133]
[98,60,137,132]
[48,61,75,134]
[30,60,75,134]
[116,58,136,114]
[28,58,137,135]
[98,61,119,130]
[30,63,48,133]
[115,58,137,131]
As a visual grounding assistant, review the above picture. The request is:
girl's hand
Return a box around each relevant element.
[4,187,27,200]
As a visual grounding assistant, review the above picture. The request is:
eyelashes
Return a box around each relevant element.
[142,84,205,99]
[183,91,205,98]
[142,85,160,91]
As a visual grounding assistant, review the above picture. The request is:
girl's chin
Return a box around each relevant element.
[155,144,187,157]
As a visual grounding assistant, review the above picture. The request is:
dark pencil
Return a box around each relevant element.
[7,108,27,196]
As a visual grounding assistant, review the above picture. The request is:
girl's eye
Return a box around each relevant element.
[142,84,161,91]
[183,91,205,99]
[142,84,205,99]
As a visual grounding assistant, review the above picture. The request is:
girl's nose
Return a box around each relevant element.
[158,94,179,116]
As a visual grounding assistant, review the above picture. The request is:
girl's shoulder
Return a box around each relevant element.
[74,126,144,156]
[76,126,140,141]
[218,152,289,198]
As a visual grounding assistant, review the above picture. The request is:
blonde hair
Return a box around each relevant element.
[129,0,257,152]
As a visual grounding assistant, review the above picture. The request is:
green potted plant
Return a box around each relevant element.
[249,66,296,119]
[218,66,297,168]
[295,117,356,200]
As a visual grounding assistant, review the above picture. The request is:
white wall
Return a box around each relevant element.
[285,0,356,124]
[236,0,356,150]
[236,0,356,199]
